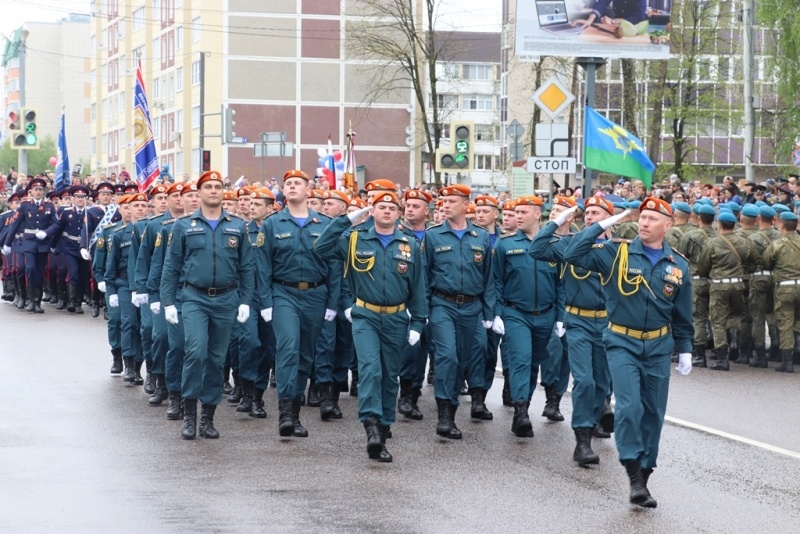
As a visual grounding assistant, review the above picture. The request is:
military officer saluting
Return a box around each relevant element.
[315,192,427,462]
[564,198,693,509]
[160,171,255,440]
[2,177,60,313]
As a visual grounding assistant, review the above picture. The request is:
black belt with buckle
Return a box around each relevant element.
[504,301,554,316]
[432,289,480,304]
[274,279,326,291]
[184,281,238,297]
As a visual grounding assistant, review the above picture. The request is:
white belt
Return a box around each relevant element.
[691,275,704,280]
[711,277,742,284]
[23,229,38,234]
[65,234,81,242]
[778,279,800,286]
[752,270,772,276]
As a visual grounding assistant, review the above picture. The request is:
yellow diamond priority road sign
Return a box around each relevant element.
[532,77,575,120]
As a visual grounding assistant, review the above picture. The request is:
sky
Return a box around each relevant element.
[0,0,502,40]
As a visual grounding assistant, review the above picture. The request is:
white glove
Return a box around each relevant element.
[138,293,149,305]
[347,206,372,224]
[50,248,56,253]
[408,330,421,346]
[1,245,10,255]
[80,248,91,261]
[324,308,337,321]
[150,301,161,315]
[97,281,106,293]
[599,209,630,230]
[553,206,579,226]
[131,291,140,307]
[675,352,692,376]
[165,305,179,324]
[35,230,47,240]
[491,316,505,335]
[260,307,273,322]
[236,304,250,323]
[109,294,119,307]
[482,320,493,329]
[555,321,566,338]
[345,307,353,323]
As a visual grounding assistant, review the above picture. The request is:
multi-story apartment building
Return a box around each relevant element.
[428,31,502,191]
[2,15,92,166]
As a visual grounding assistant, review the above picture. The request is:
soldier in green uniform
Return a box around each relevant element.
[696,211,759,370]
[315,192,427,462]
[731,204,760,364]
[564,198,694,508]
[761,211,800,373]
[614,201,640,240]
[160,171,255,440]
[665,202,691,249]
[256,169,340,439]
[424,184,495,439]
[531,196,615,465]
[677,203,717,367]
[747,205,781,367]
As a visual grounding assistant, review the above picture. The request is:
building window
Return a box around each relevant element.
[176,109,183,131]
[175,151,183,174]
[102,98,108,118]
[133,7,145,31]
[119,91,125,112]
[102,134,108,153]
[176,67,183,91]
[192,17,201,42]
[474,154,500,170]
[132,47,144,69]
[192,105,200,129]
[435,62,460,80]
[462,64,493,80]
[430,94,458,111]
[90,136,96,151]
[153,38,160,61]
[153,116,160,139]
[153,0,160,20]
[192,148,201,171]
[475,124,499,141]
[153,76,160,99]
[191,61,200,85]
[91,103,97,120]
[176,26,183,49]
[463,94,493,111]
[120,127,126,147]
[90,34,96,51]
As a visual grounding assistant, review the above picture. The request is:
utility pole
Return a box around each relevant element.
[743,0,755,182]
[17,28,29,176]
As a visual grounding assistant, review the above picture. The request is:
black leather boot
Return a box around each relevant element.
[593,423,611,439]
[91,294,100,317]
[349,370,359,397]
[573,427,600,467]
[57,282,68,310]
[250,387,267,418]
[435,398,453,438]
[364,416,383,460]
[181,399,197,440]
[278,398,294,436]
[143,361,156,394]
[377,425,393,462]
[408,388,423,420]
[25,286,36,312]
[132,360,145,385]
[542,385,564,421]
[459,380,469,396]
[776,349,794,373]
[734,338,751,364]
[32,287,44,313]
[470,388,493,420]
[228,371,242,404]
[149,374,169,405]
[319,383,336,420]
[8,277,19,306]
[1,278,12,301]
[600,398,614,433]
[448,403,462,439]
[122,356,135,382]
[222,364,233,395]
[769,326,781,362]
[727,328,740,361]
[269,368,277,389]
[426,364,434,386]
[710,347,729,371]
[625,461,657,508]
[397,379,414,418]
[501,371,513,407]
[16,276,27,309]
[691,343,707,367]
[511,400,533,438]
[73,291,84,314]
[750,346,768,368]
[327,384,343,418]
[794,333,800,365]
[199,404,220,439]
[109,347,123,374]
[307,380,321,407]
[66,285,76,313]
[237,379,254,413]
[166,392,183,420]
[292,398,309,437]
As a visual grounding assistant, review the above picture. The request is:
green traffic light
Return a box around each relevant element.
[26,133,38,145]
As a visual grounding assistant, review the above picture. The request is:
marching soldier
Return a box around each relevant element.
[666,202,692,249]
[425,184,495,439]
[160,171,255,440]
[50,185,90,314]
[732,204,761,364]
[747,205,781,367]
[564,198,693,508]
[614,201,640,240]
[0,192,22,303]
[81,182,121,317]
[761,211,800,373]
[314,193,427,462]
[696,211,759,371]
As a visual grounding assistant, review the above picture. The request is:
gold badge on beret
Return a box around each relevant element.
[647,200,656,209]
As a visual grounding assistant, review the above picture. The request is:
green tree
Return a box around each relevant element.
[0,135,58,176]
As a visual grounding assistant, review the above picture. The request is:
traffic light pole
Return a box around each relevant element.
[17,34,27,177]
[577,58,606,201]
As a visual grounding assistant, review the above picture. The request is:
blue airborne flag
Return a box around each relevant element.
[584,107,655,187]
[55,109,71,193]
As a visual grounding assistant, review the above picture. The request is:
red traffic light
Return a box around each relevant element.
[8,111,20,130]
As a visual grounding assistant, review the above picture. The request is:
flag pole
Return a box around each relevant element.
[577,58,606,199]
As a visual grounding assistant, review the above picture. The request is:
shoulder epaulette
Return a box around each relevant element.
[114,225,127,233]
[162,218,175,226]
[500,232,516,239]
[671,249,689,263]
[611,238,632,244]
[147,214,158,220]
[177,213,192,219]
[103,222,118,230]
[427,222,443,228]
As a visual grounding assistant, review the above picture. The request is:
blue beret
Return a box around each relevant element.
[613,203,626,210]
[780,211,799,221]
[759,205,776,219]
[773,203,790,213]
[741,204,759,218]
[718,205,732,212]
[718,211,737,224]
[628,200,641,210]
[576,199,585,212]
[698,204,716,216]
[755,200,767,207]
[674,201,691,214]
[692,203,703,214]
[726,202,741,212]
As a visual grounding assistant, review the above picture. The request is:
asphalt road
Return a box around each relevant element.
[2,302,800,533]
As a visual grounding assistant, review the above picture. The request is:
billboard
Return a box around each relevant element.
[515,0,672,60]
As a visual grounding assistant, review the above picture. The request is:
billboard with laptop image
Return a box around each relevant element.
[516,0,672,60]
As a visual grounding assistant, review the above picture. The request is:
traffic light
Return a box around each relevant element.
[19,108,39,149]
[435,121,474,173]
[221,106,236,144]
[9,110,26,149]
